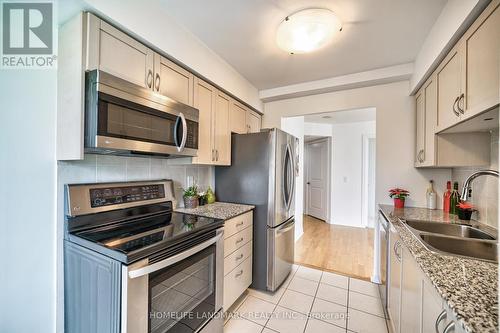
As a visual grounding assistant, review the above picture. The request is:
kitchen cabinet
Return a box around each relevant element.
[246,110,262,133]
[422,277,447,333]
[192,78,231,166]
[86,14,154,89]
[415,89,426,166]
[230,100,262,134]
[154,55,194,106]
[214,90,231,165]
[436,45,463,132]
[400,248,421,333]
[388,224,402,333]
[463,0,500,119]
[230,100,248,134]
[434,0,500,132]
[223,211,253,310]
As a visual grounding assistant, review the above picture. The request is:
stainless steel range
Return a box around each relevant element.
[64,180,224,333]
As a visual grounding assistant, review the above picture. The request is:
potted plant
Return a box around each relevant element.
[389,188,410,209]
[183,185,199,209]
[457,202,475,220]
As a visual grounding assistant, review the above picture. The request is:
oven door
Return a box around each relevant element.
[122,228,223,333]
[85,70,199,157]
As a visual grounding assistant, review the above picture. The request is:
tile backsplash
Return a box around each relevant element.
[452,130,499,228]
[58,154,214,208]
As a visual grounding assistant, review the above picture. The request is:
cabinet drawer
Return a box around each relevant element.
[223,256,252,310]
[224,226,253,257]
[224,211,253,239]
[224,241,252,275]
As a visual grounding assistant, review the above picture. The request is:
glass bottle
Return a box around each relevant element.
[443,181,452,213]
[449,182,460,215]
[426,180,437,209]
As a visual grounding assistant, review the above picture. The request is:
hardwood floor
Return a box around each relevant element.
[295,215,374,280]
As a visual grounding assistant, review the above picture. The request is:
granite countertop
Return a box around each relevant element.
[175,202,254,220]
[379,205,498,333]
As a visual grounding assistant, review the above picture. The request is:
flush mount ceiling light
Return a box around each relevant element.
[276,8,342,54]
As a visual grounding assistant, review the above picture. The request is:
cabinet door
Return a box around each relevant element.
[154,54,194,106]
[422,278,446,333]
[214,90,231,166]
[388,226,402,333]
[192,78,216,165]
[400,248,421,333]
[87,15,154,89]
[230,100,248,134]
[422,77,437,166]
[246,110,262,133]
[415,89,425,167]
[463,0,500,118]
[436,46,462,131]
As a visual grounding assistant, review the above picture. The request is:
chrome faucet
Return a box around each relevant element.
[460,169,499,201]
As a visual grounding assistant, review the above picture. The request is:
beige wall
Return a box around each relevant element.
[263,81,452,209]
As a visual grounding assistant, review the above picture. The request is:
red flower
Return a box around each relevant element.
[389,188,410,199]
[457,202,474,210]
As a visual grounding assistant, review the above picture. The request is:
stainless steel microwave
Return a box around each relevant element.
[84,70,199,158]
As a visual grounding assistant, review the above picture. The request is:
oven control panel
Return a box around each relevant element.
[90,184,165,208]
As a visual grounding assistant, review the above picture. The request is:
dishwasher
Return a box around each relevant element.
[378,211,389,316]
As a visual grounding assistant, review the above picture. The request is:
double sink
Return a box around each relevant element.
[401,219,498,263]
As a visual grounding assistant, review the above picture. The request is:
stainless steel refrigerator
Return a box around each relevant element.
[215,128,297,292]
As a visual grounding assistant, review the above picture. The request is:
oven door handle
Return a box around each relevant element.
[128,231,222,279]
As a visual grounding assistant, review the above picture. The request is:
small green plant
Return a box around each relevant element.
[183,185,198,198]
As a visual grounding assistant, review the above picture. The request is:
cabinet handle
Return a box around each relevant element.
[216,150,219,161]
[147,69,153,88]
[155,73,160,91]
[236,237,244,244]
[235,270,244,278]
[393,241,402,261]
[417,149,424,163]
[443,321,455,333]
[452,96,460,117]
[236,221,244,227]
[435,310,447,333]
[235,254,244,261]
[458,93,465,114]
[211,149,215,161]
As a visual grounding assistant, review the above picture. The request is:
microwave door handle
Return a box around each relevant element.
[174,113,188,152]
[178,113,187,152]
[128,231,223,279]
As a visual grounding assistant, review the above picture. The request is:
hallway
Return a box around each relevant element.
[295,215,374,280]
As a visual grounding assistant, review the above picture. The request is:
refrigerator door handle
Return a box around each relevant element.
[283,143,294,211]
[277,218,295,234]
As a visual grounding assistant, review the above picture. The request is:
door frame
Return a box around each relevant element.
[361,134,376,228]
[304,137,332,223]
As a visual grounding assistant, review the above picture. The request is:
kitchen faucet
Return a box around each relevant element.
[460,169,499,201]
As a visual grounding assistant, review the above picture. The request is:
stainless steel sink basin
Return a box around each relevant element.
[405,219,496,240]
[419,234,498,263]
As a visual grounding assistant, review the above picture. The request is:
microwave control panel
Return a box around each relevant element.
[89,184,165,208]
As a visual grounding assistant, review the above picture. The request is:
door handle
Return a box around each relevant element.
[458,93,465,114]
[147,69,153,88]
[435,310,447,333]
[306,182,310,185]
[155,73,161,91]
[452,96,460,117]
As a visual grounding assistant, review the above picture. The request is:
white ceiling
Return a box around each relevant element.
[304,107,376,124]
[160,0,447,89]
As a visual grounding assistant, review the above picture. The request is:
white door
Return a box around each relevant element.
[306,139,329,221]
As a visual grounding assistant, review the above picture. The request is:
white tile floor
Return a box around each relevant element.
[224,265,389,333]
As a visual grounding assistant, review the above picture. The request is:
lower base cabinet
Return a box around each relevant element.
[386,219,464,333]
[222,211,254,310]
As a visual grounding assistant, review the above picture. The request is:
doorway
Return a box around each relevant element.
[304,137,331,222]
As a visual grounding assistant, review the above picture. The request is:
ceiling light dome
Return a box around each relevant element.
[276,8,342,54]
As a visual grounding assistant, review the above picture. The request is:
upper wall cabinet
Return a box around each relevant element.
[86,14,154,89]
[415,76,437,167]
[435,0,499,132]
[192,78,231,166]
[154,55,194,106]
[463,0,500,118]
[230,99,262,134]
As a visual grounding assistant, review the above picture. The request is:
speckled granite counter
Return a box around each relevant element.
[379,205,498,333]
[175,202,254,220]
